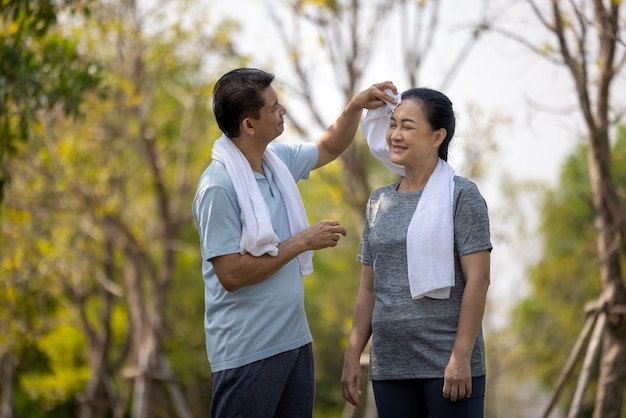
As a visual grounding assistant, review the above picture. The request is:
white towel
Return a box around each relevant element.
[406,159,455,299]
[361,94,455,299]
[211,135,314,275]
[362,90,405,176]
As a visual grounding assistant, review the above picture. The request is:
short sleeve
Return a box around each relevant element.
[269,141,318,181]
[193,181,243,261]
[357,196,374,266]
[453,179,492,257]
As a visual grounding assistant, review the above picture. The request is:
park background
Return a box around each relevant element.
[1,0,625,417]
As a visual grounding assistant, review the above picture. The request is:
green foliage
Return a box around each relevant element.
[511,126,626,414]
[0,199,81,417]
[165,220,215,412]
[0,1,244,415]
[20,324,90,407]
[12,346,77,418]
[0,0,104,199]
[299,155,397,416]
[302,162,362,415]
[0,1,429,416]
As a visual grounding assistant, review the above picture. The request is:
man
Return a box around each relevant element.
[192,67,396,417]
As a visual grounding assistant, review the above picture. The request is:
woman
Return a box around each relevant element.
[341,88,492,418]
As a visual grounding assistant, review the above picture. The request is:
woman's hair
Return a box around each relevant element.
[212,68,275,138]
[401,87,456,161]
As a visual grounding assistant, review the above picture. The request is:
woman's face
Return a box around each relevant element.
[386,100,443,168]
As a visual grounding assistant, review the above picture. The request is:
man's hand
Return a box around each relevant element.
[314,80,398,169]
[297,219,347,250]
[351,81,398,110]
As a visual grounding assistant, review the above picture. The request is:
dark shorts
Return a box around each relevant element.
[210,343,315,418]
[372,376,486,418]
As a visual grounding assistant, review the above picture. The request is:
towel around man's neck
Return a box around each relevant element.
[211,135,313,275]
[362,94,455,299]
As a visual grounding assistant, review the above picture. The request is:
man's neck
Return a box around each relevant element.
[232,135,267,174]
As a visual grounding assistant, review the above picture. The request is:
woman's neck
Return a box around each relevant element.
[398,157,438,192]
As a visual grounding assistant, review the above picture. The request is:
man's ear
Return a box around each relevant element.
[241,117,255,135]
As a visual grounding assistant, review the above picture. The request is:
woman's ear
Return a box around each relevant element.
[433,128,447,146]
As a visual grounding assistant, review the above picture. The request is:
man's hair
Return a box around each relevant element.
[212,68,275,138]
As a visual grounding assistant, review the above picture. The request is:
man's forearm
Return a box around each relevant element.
[212,234,308,292]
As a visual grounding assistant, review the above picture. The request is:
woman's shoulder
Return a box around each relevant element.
[453,175,477,188]
[370,181,400,198]
[451,179,491,225]
[453,175,488,204]
[453,175,483,194]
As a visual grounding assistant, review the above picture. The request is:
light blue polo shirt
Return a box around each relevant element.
[192,141,318,372]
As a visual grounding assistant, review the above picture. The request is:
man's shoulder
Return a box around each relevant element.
[268,141,318,178]
[196,161,234,194]
[268,140,316,158]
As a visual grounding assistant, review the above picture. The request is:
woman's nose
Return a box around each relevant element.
[388,127,400,140]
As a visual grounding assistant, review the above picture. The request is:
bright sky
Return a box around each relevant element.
[205,0,602,327]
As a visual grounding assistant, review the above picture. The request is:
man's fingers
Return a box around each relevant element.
[335,226,347,236]
[375,80,397,94]
[319,220,347,236]
[374,81,398,101]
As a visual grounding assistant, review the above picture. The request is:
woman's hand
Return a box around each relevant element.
[443,353,472,402]
[341,354,363,407]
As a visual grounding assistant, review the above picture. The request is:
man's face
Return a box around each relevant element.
[252,86,287,142]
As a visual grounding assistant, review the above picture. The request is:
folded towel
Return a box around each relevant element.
[211,135,313,275]
[362,90,405,176]
[361,94,455,299]
[407,159,455,299]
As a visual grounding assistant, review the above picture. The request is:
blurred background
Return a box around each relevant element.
[1,0,625,417]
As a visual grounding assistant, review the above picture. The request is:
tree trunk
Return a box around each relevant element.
[595,312,626,418]
[586,133,626,418]
[131,340,157,418]
[539,0,626,413]
[0,351,14,418]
